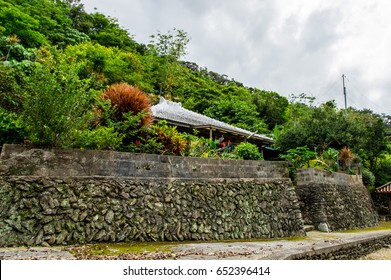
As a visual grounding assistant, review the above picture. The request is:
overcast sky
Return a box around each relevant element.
[82,0,391,115]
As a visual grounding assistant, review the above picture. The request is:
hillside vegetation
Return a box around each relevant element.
[0,0,390,188]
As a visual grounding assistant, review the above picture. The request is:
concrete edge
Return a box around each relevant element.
[277,231,391,260]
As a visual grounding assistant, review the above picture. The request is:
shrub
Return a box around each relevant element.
[102,83,153,126]
[233,142,262,160]
[279,146,316,184]
[362,169,375,192]
[71,127,123,150]
[124,121,186,155]
[113,110,151,151]
[0,108,25,146]
[22,58,92,147]
[0,64,23,112]
[150,120,187,155]
[279,146,316,168]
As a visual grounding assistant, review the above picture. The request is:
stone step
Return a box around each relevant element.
[304,225,315,232]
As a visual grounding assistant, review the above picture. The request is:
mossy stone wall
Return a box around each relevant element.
[296,168,378,231]
[0,145,304,247]
[0,177,305,246]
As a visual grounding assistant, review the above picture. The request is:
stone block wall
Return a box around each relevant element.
[295,168,378,231]
[0,145,304,247]
[0,144,288,179]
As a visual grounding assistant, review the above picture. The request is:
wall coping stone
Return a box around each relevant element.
[297,168,362,186]
[0,144,289,179]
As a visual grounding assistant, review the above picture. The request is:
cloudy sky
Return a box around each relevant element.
[82,0,391,115]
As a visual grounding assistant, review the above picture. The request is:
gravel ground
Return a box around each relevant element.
[173,230,391,260]
[361,247,391,260]
[0,246,76,260]
[1,228,391,260]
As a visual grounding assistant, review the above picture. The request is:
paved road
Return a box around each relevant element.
[1,229,391,260]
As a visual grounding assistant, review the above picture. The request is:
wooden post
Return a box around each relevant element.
[388,195,391,214]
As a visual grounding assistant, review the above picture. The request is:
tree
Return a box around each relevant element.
[0,0,89,48]
[85,12,137,50]
[0,3,47,47]
[252,90,289,130]
[346,109,388,171]
[373,155,391,187]
[21,49,93,147]
[63,42,145,89]
[275,99,389,180]
[149,28,190,97]
[275,102,349,153]
[204,95,269,134]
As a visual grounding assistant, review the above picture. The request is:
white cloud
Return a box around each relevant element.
[81,0,391,115]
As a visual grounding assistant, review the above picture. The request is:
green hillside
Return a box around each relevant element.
[0,0,390,187]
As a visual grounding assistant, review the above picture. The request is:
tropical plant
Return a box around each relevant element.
[279,146,317,169]
[339,146,354,171]
[149,120,187,155]
[102,83,153,126]
[279,146,316,184]
[114,110,150,149]
[318,147,340,172]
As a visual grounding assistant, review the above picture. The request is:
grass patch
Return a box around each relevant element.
[68,241,175,256]
[67,234,309,257]
[340,221,391,233]
[217,235,308,243]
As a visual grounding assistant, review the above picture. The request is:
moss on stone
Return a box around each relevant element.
[341,221,391,233]
[69,242,175,256]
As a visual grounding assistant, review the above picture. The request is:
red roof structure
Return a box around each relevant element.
[376,182,391,194]
[376,182,391,214]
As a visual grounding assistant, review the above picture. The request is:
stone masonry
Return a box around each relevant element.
[295,168,378,231]
[0,145,304,247]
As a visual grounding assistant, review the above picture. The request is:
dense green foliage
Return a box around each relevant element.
[0,0,390,188]
[22,50,94,146]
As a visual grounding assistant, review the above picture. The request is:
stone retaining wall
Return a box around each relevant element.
[0,145,304,247]
[0,144,288,179]
[295,168,378,231]
[0,177,304,247]
[287,233,391,260]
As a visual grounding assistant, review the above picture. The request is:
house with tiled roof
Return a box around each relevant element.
[376,182,391,213]
[151,97,274,147]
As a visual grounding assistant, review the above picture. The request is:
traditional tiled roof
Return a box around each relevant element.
[376,182,391,194]
[151,97,273,144]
